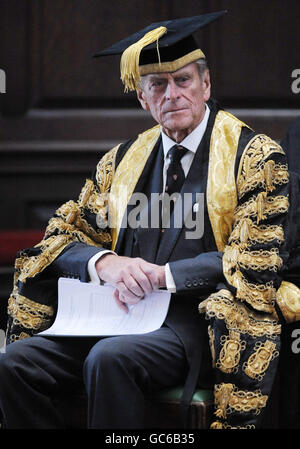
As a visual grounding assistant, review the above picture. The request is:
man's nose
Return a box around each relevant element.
[165,80,180,100]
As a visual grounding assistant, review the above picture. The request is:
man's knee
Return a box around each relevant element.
[0,353,10,379]
[0,342,24,381]
[83,337,137,377]
[0,338,43,383]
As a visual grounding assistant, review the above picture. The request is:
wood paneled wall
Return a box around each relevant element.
[0,0,299,232]
[1,0,299,115]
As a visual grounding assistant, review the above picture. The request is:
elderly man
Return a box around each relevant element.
[0,12,294,429]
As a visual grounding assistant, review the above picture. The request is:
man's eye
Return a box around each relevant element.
[177,77,189,83]
[152,80,163,87]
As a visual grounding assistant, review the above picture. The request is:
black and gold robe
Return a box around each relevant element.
[6,100,298,428]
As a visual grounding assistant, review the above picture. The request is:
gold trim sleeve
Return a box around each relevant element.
[237,134,286,200]
[222,133,290,315]
[229,218,284,246]
[214,383,268,420]
[243,340,279,381]
[18,235,73,282]
[95,144,119,194]
[237,248,283,272]
[6,144,121,341]
[238,161,288,200]
[8,293,54,332]
[216,330,246,374]
[234,194,289,225]
[199,289,281,338]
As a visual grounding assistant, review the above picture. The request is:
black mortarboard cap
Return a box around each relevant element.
[94,11,227,92]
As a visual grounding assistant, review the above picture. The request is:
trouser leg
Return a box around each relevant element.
[0,336,92,428]
[83,326,188,429]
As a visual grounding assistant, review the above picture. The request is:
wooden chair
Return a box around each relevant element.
[145,387,214,429]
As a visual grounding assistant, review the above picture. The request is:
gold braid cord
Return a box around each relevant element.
[201,132,289,429]
[208,325,216,368]
[216,330,246,374]
[234,194,289,225]
[236,135,287,200]
[7,145,119,340]
[8,291,54,340]
[229,219,284,247]
[243,340,279,381]
[199,290,281,339]
[214,383,268,419]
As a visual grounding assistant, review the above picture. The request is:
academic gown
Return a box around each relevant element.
[5,99,295,428]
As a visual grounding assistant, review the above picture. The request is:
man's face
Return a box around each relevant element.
[137,62,211,142]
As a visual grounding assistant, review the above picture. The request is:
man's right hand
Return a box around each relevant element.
[95,254,166,312]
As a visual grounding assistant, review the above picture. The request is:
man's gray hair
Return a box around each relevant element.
[195,58,209,79]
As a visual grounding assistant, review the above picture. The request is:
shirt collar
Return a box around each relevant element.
[161,103,210,158]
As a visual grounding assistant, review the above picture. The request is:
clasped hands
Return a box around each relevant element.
[95,254,166,312]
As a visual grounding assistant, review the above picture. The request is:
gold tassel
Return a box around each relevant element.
[256,192,267,224]
[264,160,275,192]
[210,421,223,429]
[240,218,250,243]
[80,180,94,207]
[120,26,167,92]
[66,209,78,224]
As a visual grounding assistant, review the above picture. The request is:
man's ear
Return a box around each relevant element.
[137,89,149,111]
[203,70,211,103]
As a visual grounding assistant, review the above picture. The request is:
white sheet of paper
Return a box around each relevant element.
[39,278,171,336]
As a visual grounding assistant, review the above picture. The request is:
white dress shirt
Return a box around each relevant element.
[88,104,210,290]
